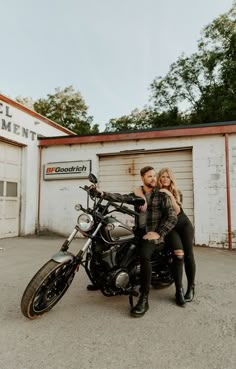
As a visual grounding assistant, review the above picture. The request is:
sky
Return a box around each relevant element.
[0,0,234,131]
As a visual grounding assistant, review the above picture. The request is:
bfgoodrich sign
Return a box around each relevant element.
[44,160,91,180]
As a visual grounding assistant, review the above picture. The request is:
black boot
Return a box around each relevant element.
[184,285,195,302]
[175,288,186,307]
[130,293,149,317]
[172,255,185,307]
[87,284,99,291]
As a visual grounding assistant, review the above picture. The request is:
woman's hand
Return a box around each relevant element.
[159,188,172,197]
[143,231,160,240]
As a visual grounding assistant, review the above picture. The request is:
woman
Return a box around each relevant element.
[135,167,196,306]
[157,168,196,305]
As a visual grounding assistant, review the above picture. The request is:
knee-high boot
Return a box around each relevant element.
[184,255,196,302]
[173,256,185,306]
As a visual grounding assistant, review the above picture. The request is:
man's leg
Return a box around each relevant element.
[130,240,157,317]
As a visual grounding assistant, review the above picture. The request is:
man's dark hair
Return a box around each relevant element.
[140,166,154,177]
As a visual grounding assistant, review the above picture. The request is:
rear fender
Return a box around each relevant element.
[51,251,75,263]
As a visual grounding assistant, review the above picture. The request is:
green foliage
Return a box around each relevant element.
[106,3,236,132]
[34,86,99,134]
[18,86,99,135]
[150,3,236,125]
[105,108,154,132]
[105,107,187,132]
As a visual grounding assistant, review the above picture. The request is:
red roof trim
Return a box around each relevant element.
[0,135,26,147]
[0,93,75,135]
[38,123,236,146]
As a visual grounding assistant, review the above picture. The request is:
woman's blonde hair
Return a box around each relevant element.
[157,167,181,203]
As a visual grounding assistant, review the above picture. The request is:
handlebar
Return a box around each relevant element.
[79,185,142,217]
[108,201,140,217]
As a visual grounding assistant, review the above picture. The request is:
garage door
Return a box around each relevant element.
[98,149,194,224]
[0,142,22,238]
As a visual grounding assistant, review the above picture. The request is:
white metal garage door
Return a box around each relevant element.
[98,149,194,224]
[0,142,22,238]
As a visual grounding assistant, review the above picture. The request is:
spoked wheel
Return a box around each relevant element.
[21,260,75,319]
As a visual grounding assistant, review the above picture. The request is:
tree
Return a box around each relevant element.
[105,108,155,132]
[105,107,187,132]
[17,86,99,135]
[150,3,236,125]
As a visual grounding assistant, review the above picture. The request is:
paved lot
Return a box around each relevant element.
[0,236,236,369]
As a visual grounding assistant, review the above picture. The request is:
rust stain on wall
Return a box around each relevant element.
[128,160,135,176]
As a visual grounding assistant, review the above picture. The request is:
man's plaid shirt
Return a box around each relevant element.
[102,188,177,239]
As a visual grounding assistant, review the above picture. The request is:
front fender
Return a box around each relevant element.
[51,251,75,263]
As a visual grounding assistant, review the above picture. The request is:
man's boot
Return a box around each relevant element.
[130,293,149,317]
[184,284,195,302]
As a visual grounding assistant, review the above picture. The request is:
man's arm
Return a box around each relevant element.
[90,186,133,203]
[102,191,135,203]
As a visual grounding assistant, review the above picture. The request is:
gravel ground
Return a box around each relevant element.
[0,236,236,369]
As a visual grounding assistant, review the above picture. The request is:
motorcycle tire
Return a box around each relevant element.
[151,280,174,289]
[21,260,75,319]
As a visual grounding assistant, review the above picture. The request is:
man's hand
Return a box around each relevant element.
[139,203,147,212]
[89,184,103,197]
[143,231,160,240]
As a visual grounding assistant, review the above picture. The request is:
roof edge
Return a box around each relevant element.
[0,93,76,136]
[38,120,236,146]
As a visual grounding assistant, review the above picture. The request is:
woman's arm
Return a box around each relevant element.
[134,186,147,212]
[159,188,181,215]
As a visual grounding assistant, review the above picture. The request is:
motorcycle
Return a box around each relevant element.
[21,173,174,319]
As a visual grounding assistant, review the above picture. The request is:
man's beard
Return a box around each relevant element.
[145,182,156,189]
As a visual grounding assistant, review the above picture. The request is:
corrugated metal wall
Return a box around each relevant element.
[98,149,194,224]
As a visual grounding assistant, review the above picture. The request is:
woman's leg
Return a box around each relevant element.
[165,230,185,306]
[176,213,196,301]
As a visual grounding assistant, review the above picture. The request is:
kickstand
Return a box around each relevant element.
[128,289,139,309]
[129,294,134,308]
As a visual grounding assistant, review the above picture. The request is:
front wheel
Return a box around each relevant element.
[21,260,75,319]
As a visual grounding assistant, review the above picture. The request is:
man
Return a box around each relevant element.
[90,166,177,317]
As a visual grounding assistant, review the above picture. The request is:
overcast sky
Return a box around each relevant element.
[1,0,233,130]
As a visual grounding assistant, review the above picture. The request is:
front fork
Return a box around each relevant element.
[59,223,103,261]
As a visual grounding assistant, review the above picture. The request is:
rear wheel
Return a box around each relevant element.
[21,260,75,319]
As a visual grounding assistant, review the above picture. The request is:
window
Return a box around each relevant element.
[0,181,3,196]
[6,182,17,197]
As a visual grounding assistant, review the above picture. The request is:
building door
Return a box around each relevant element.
[98,149,194,224]
[0,142,22,238]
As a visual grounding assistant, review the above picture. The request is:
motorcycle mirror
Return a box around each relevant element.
[88,173,98,184]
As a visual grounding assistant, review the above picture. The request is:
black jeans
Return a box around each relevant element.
[136,228,164,295]
[165,210,196,287]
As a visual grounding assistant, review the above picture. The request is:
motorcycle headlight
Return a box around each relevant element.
[77,213,94,232]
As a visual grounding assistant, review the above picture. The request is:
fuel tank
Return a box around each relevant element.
[101,216,135,242]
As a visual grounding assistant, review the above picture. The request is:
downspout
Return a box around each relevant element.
[37,145,42,236]
[224,133,232,250]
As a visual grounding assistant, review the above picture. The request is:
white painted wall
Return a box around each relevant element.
[0,99,70,236]
[229,135,236,247]
[39,133,236,249]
